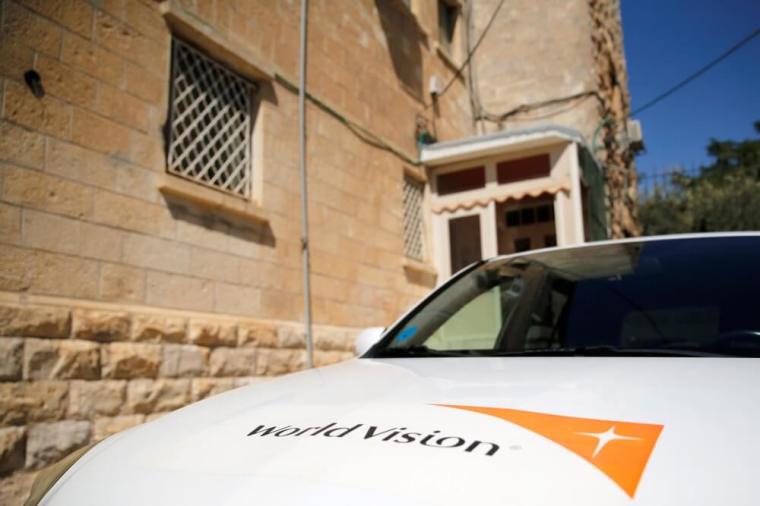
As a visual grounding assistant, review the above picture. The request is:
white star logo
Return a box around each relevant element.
[576,425,641,459]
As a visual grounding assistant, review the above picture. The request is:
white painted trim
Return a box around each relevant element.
[567,143,586,243]
[483,201,498,258]
[553,192,568,246]
[421,129,584,166]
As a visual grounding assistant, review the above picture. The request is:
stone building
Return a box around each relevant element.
[0,0,637,502]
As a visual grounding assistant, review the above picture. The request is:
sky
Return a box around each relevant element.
[621,0,760,177]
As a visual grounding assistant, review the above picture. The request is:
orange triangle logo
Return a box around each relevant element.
[438,405,663,498]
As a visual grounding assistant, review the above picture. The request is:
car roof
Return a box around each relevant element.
[488,232,760,264]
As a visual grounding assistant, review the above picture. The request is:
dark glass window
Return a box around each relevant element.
[373,236,760,357]
[496,154,551,184]
[506,210,520,227]
[437,166,485,195]
[438,1,458,53]
[537,205,553,223]
[520,207,535,225]
[514,238,531,252]
[544,234,557,247]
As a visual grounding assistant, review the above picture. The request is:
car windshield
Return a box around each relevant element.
[369,236,760,358]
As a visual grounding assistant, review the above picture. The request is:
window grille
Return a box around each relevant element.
[403,176,425,260]
[167,39,254,198]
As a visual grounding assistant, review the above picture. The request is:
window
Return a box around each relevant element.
[497,199,557,255]
[536,204,553,223]
[167,38,255,198]
[514,238,531,252]
[438,0,458,54]
[496,154,551,184]
[376,236,760,357]
[436,166,485,195]
[403,176,425,260]
[503,203,554,228]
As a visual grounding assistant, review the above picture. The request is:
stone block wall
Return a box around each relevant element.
[0,1,478,500]
[0,301,356,503]
[470,0,639,236]
[0,0,469,332]
[589,0,640,237]
[470,0,600,140]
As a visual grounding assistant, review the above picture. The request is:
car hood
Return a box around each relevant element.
[47,357,759,505]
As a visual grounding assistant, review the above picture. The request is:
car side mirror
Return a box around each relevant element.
[354,327,385,356]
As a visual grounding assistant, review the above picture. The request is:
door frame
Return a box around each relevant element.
[432,203,497,279]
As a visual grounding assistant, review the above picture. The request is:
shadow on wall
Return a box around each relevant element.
[163,195,276,249]
[374,0,426,100]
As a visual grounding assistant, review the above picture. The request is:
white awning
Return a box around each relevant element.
[421,125,587,166]
[432,181,570,213]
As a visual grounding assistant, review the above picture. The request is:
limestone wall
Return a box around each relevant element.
[589,0,640,237]
[470,0,639,236]
[470,0,600,141]
[0,0,473,331]
[0,299,356,503]
[0,1,479,500]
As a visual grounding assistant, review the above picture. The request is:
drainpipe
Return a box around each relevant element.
[298,0,314,368]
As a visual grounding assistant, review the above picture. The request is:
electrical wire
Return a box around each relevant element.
[424,0,507,110]
[275,73,420,166]
[632,27,760,116]
[479,90,602,123]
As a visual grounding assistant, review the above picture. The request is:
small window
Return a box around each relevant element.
[403,176,425,260]
[536,205,553,223]
[514,238,532,252]
[520,208,536,225]
[496,154,551,184]
[506,210,520,227]
[167,38,255,198]
[437,166,485,195]
[438,0,458,54]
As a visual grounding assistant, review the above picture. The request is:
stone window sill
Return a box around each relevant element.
[158,174,269,224]
[402,257,437,278]
[404,165,428,183]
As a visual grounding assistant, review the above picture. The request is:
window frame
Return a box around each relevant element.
[166,37,258,200]
[437,0,460,56]
[403,174,427,261]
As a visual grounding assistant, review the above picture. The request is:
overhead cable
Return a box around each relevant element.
[425,0,507,109]
[275,73,420,166]
[632,27,760,116]
[479,90,603,123]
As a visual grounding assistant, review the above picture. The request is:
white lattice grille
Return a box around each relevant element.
[167,39,253,197]
[403,176,425,260]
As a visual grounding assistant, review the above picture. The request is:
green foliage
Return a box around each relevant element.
[640,121,760,234]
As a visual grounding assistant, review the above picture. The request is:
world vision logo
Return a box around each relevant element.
[438,405,664,498]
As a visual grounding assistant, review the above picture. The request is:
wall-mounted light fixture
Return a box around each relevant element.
[24,70,45,99]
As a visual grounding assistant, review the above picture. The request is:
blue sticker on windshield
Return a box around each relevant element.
[396,326,417,343]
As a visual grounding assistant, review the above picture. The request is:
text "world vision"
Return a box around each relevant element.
[246,422,500,456]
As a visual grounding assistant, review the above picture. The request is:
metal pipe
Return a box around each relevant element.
[298,0,314,368]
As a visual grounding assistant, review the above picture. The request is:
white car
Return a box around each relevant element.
[27,233,760,505]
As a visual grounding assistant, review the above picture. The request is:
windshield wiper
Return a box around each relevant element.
[492,345,726,357]
[375,345,735,358]
[376,345,478,358]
